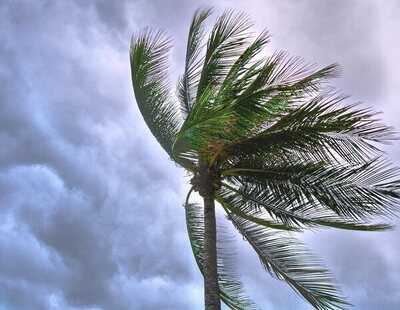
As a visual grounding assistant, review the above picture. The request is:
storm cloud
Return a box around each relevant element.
[0,0,399,309]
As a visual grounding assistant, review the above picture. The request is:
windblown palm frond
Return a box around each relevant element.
[131,6,400,310]
[178,6,213,115]
[130,28,181,158]
[222,157,400,222]
[196,9,253,98]
[220,89,396,167]
[224,208,351,310]
[218,181,394,232]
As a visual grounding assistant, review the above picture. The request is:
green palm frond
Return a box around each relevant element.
[222,156,400,222]
[177,6,213,115]
[224,90,396,165]
[220,182,393,232]
[224,208,351,310]
[217,31,270,103]
[225,62,340,139]
[185,192,258,309]
[130,28,181,158]
[196,9,253,98]
[216,191,300,232]
[217,52,339,140]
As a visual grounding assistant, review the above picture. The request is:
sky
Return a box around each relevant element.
[0,0,399,309]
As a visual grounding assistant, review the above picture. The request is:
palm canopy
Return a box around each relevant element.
[130,7,400,310]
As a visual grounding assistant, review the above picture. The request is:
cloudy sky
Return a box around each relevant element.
[1,0,399,309]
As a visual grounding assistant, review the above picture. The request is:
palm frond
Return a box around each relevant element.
[184,190,258,309]
[221,155,400,225]
[224,208,351,310]
[217,31,270,103]
[130,28,181,158]
[196,9,253,98]
[177,6,213,115]
[224,89,397,165]
[221,54,339,130]
[216,49,340,147]
[220,182,393,232]
[216,192,300,232]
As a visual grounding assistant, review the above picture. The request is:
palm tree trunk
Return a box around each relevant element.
[203,192,221,309]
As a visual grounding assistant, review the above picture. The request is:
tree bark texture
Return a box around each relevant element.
[203,193,221,310]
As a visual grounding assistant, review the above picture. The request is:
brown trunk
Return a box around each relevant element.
[203,192,221,310]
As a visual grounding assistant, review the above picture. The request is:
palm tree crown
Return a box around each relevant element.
[130,7,400,309]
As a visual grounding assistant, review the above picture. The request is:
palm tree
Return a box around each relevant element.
[130,7,400,310]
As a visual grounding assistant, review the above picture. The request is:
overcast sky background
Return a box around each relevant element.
[1,0,399,309]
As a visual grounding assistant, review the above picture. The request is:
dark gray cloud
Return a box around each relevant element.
[0,0,399,309]
[0,1,199,309]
